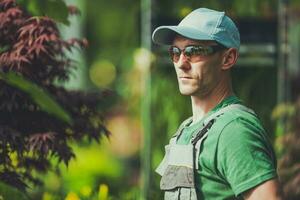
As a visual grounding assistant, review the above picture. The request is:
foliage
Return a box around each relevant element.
[272,100,300,200]
[0,72,72,124]
[16,0,70,25]
[152,0,278,21]
[26,140,126,199]
[0,182,29,200]
[0,0,109,192]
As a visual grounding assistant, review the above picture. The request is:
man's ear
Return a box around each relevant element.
[222,48,238,70]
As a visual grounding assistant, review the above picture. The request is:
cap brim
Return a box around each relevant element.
[152,25,213,45]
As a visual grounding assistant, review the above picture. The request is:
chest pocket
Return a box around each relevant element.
[158,144,198,200]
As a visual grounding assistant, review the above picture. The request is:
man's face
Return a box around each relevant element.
[172,36,225,97]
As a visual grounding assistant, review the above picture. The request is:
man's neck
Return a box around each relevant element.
[190,82,233,125]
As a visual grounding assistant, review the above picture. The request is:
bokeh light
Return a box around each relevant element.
[89,60,116,87]
[133,48,154,72]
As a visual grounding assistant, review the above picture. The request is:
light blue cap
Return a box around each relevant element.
[152,8,240,50]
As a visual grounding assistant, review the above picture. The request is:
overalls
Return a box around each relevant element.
[156,104,255,200]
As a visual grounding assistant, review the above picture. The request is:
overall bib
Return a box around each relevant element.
[156,104,255,200]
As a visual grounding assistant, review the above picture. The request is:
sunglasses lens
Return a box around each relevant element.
[185,46,199,57]
[169,47,181,62]
[184,46,202,62]
[168,45,221,63]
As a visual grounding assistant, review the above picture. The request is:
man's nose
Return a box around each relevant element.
[176,53,191,70]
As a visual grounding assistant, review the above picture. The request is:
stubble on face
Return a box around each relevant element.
[172,36,224,98]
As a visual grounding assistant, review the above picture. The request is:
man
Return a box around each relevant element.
[152,8,282,200]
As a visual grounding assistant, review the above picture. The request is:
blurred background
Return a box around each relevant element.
[1,0,300,199]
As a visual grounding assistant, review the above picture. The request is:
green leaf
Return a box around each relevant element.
[17,0,42,16]
[0,182,29,200]
[45,0,70,25]
[0,72,73,125]
[17,0,70,25]
[0,46,9,54]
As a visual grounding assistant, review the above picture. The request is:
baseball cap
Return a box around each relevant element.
[152,8,240,50]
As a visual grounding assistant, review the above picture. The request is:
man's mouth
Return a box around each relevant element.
[179,76,192,79]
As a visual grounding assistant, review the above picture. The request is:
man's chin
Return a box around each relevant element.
[179,89,195,96]
[179,88,206,97]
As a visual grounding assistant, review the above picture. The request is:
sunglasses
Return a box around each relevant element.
[168,45,226,63]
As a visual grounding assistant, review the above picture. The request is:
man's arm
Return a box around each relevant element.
[242,178,283,200]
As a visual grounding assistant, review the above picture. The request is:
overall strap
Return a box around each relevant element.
[169,116,193,145]
[191,104,255,169]
[202,104,255,127]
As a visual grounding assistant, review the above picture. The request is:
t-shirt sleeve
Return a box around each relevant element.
[217,117,278,197]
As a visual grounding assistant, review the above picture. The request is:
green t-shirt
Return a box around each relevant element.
[176,96,277,200]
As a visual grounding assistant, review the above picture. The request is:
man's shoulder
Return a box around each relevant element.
[209,104,267,145]
[214,104,262,129]
[213,107,277,197]
[214,105,270,150]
